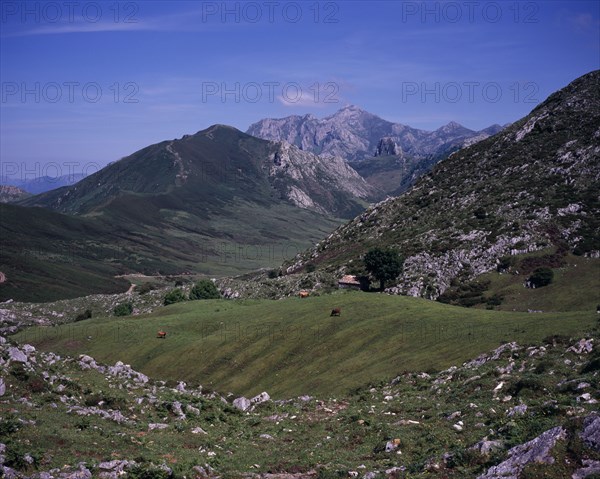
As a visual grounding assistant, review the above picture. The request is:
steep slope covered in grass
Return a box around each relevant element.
[283,70,600,300]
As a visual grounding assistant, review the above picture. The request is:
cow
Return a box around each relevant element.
[330,308,341,317]
[299,291,310,298]
[157,331,167,339]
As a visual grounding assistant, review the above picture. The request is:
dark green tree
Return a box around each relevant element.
[163,288,186,305]
[189,279,220,300]
[113,302,133,316]
[528,267,554,288]
[363,247,404,291]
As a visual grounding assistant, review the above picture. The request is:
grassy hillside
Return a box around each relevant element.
[5,125,373,302]
[16,291,597,398]
[0,199,340,303]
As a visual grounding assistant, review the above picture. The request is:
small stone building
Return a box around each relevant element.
[338,275,369,291]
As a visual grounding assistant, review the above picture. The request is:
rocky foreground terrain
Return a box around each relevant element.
[1,319,598,478]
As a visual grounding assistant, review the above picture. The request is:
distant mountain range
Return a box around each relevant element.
[284,70,600,299]
[247,105,505,162]
[247,106,506,197]
[19,125,372,219]
[0,173,86,194]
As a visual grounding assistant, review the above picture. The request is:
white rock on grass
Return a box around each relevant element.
[251,391,270,406]
[148,423,169,431]
[233,397,252,411]
[8,347,27,363]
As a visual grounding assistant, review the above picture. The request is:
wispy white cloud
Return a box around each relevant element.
[3,19,153,37]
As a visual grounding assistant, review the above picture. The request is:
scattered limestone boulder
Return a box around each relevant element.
[0,378,5,396]
[78,355,104,372]
[251,391,270,406]
[567,338,594,354]
[572,460,600,479]
[186,404,200,415]
[477,426,566,479]
[506,404,528,417]
[98,460,136,479]
[233,396,252,412]
[59,463,93,478]
[171,401,186,420]
[581,414,600,451]
[148,423,169,431]
[8,346,27,363]
[471,439,504,455]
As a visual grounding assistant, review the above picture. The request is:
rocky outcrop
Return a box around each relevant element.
[580,414,600,451]
[477,426,566,479]
[374,137,403,157]
[267,141,375,216]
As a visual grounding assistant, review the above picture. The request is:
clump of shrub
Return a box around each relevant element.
[527,267,554,288]
[163,288,186,305]
[122,463,172,479]
[137,282,157,295]
[189,279,220,300]
[74,309,92,322]
[438,279,491,307]
[497,256,514,272]
[0,415,21,436]
[113,302,133,316]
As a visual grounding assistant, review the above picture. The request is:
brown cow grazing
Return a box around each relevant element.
[330,308,341,317]
[299,290,309,298]
[157,331,167,339]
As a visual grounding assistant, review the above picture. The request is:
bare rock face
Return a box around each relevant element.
[248,105,500,162]
[375,137,403,157]
[477,426,566,479]
[267,141,375,217]
[572,460,600,479]
[581,414,600,451]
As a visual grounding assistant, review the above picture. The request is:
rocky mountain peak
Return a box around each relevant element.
[247,107,503,162]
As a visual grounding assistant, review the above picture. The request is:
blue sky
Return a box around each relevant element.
[1,0,598,176]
